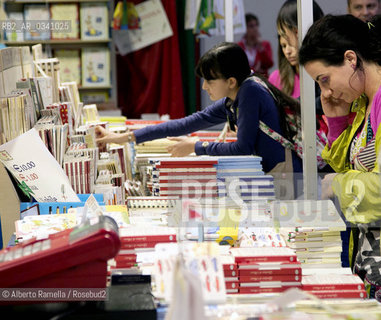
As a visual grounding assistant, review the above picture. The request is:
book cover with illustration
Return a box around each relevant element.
[80,3,108,40]
[81,47,110,87]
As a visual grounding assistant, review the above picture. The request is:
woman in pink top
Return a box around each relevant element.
[268,0,331,172]
[269,0,323,98]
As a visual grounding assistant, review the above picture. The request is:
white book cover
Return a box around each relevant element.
[154,242,226,304]
[0,128,80,202]
[24,5,50,40]
[50,4,79,39]
[5,12,24,41]
[80,3,109,40]
[81,47,110,87]
[55,50,81,85]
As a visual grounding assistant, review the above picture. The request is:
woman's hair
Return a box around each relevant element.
[254,73,301,142]
[299,14,381,69]
[196,42,300,142]
[276,0,324,96]
[245,13,259,25]
[195,42,251,86]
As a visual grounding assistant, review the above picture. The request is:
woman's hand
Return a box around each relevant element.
[95,126,133,148]
[166,136,198,157]
[321,173,337,199]
[320,94,351,118]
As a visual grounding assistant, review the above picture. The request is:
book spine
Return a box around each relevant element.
[239,285,300,294]
[155,164,217,169]
[114,254,137,262]
[223,270,238,277]
[225,281,239,290]
[222,263,237,271]
[307,290,367,299]
[235,255,297,263]
[239,274,301,282]
[302,283,365,291]
[155,171,217,176]
[119,241,173,250]
[119,234,176,243]
[239,268,302,277]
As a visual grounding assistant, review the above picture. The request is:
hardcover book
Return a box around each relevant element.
[80,3,108,40]
[50,4,79,39]
[81,47,110,87]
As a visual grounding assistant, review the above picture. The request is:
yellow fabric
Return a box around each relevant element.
[349,228,354,269]
[322,95,381,224]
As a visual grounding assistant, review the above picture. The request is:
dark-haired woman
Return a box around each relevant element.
[299,14,381,300]
[96,42,302,175]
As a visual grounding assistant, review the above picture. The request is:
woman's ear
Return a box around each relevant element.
[344,50,357,67]
[228,77,238,89]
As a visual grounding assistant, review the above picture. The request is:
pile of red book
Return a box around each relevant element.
[302,273,367,299]
[108,226,177,271]
[150,157,219,198]
[222,247,302,294]
[189,131,237,143]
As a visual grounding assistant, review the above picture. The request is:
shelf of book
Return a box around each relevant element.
[3,39,112,45]
[0,0,117,106]
[78,85,112,90]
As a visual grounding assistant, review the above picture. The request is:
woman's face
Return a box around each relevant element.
[202,78,231,101]
[246,19,260,40]
[280,36,298,66]
[304,59,364,103]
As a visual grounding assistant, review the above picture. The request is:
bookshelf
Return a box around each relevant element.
[0,0,118,109]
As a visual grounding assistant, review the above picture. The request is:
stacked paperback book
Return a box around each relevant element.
[284,228,344,269]
[108,226,177,271]
[224,247,302,294]
[150,157,219,198]
[216,156,275,202]
[153,242,226,304]
[273,200,347,269]
[301,274,366,299]
[189,130,237,143]
[150,156,276,202]
[134,138,178,154]
[126,196,178,226]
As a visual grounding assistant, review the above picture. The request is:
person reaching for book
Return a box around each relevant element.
[96,42,303,178]
[299,14,381,300]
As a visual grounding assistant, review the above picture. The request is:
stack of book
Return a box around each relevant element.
[216,156,275,202]
[283,227,344,269]
[150,157,219,198]
[272,200,347,269]
[125,119,166,131]
[301,273,367,299]
[238,227,287,248]
[227,247,302,294]
[126,196,178,226]
[108,226,177,271]
[189,130,237,143]
[134,153,171,195]
[134,138,178,154]
[220,255,239,294]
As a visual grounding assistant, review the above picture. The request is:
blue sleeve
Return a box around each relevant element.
[133,99,228,143]
[195,84,266,156]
